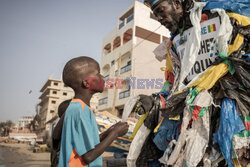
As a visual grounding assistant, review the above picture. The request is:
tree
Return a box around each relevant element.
[0,122,5,136]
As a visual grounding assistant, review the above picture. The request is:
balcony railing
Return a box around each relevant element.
[127,14,134,24]
[115,64,131,76]
[119,21,125,29]
[120,64,131,74]
[119,90,130,99]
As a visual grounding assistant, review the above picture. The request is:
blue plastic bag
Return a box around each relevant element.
[153,117,182,151]
[202,0,250,17]
[213,98,245,167]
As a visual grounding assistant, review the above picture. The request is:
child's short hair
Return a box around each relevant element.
[62,56,97,90]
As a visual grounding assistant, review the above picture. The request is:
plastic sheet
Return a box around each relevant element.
[127,124,151,167]
[153,117,181,151]
[122,96,140,122]
[231,57,250,91]
[178,1,206,90]
[210,9,233,56]
[160,89,189,118]
[213,98,245,167]
[130,112,149,139]
[183,106,210,167]
[219,75,250,117]
[167,106,192,165]
[226,13,250,55]
[144,99,161,130]
[136,132,163,167]
[234,147,250,167]
[188,90,213,119]
[202,0,250,17]
[233,114,250,150]
[133,95,155,115]
[188,63,229,92]
[158,140,177,165]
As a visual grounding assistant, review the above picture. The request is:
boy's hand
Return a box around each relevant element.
[112,122,129,137]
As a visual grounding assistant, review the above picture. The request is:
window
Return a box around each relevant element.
[127,14,134,23]
[119,90,130,99]
[54,82,58,86]
[119,21,125,29]
[51,100,56,104]
[111,60,115,66]
[99,97,108,105]
[52,91,57,94]
[115,70,118,77]
[50,110,55,113]
[120,64,131,74]
[63,92,67,96]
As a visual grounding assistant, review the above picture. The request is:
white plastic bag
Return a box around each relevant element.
[183,110,210,166]
[122,96,140,122]
[167,106,191,165]
[126,124,151,167]
[178,1,206,90]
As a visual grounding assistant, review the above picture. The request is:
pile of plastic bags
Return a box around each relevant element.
[122,1,250,166]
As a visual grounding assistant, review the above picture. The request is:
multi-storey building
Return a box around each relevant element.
[98,1,170,116]
[18,116,33,129]
[38,78,74,137]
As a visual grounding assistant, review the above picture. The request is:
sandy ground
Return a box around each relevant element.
[0,143,114,167]
[0,143,50,167]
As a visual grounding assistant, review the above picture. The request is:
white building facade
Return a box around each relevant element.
[38,78,74,136]
[18,116,33,128]
[98,1,170,116]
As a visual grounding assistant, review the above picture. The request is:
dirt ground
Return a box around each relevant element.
[0,143,114,167]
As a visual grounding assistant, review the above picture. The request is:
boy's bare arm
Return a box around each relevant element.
[81,122,128,164]
[99,124,116,141]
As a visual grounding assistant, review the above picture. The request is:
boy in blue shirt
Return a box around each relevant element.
[58,56,129,167]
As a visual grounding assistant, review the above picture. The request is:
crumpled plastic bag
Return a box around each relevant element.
[202,0,250,17]
[188,90,214,119]
[130,112,149,139]
[226,13,250,55]
[178,1,206,90]
[136,132,163,167]
[153,117,182,151]
[122,96,140,122]
[219,75,250,117]
[213,98,245,167]
[188,63,229,92]
[189,90,214,108]
[127,124,151,167]
[158,140,177,164]
[183,106,210,167]
[160,89,189,118]
[167,106,191,165]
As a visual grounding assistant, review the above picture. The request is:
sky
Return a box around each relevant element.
[0,0,144,123]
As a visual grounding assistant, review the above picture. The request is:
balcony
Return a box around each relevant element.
[119,21,125,29]
[119,90,130,99]
[126,14,134,24]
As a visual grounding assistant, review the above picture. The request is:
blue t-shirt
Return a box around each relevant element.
[58,99,102,167]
